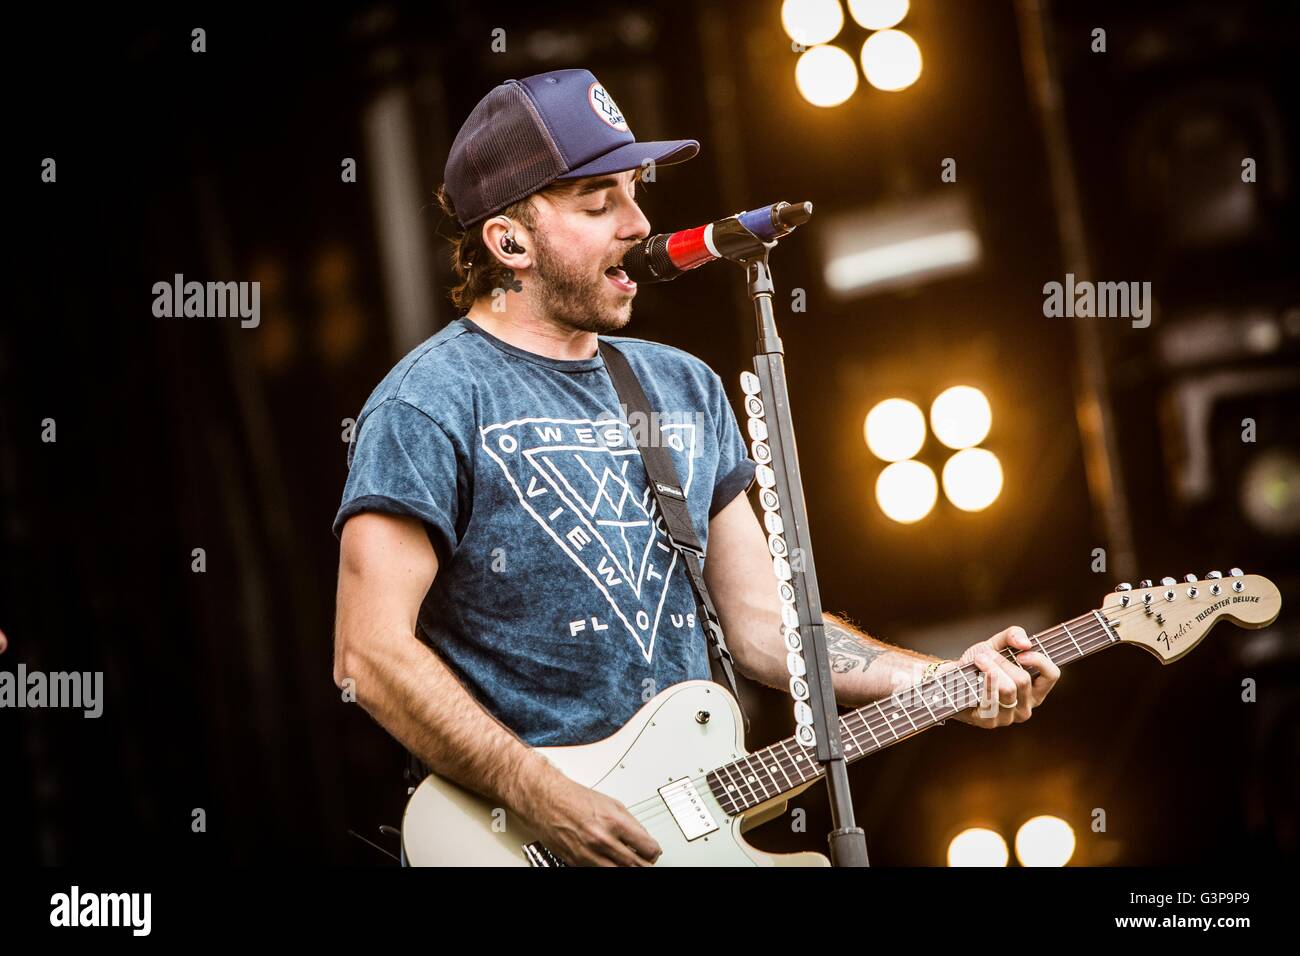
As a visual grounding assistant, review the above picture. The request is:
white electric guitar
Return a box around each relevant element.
[402,570,1281,866]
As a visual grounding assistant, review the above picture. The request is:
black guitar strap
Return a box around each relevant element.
[598,339,751,735]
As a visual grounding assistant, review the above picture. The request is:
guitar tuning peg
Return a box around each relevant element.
[1114,582,1132,592]
[1138,579,1153,589]
[1206,571,1223,579]
[1229,567,1244,577]
[1184,573,1198,583]
[1160,576,1176,586]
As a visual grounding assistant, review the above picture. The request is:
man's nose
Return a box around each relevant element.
[621,200,651,242]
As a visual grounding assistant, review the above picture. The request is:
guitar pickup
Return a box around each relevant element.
[659,778,720,841]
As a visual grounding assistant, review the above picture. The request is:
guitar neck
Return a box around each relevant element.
[706,610,1118,816]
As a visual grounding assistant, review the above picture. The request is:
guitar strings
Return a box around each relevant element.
[620,621,1114,827]
[614,598,1173,827]
[620,615,1116,829]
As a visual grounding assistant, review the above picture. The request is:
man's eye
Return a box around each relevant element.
[586,205,610,216]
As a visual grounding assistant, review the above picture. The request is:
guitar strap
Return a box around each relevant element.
[598,339,751,735]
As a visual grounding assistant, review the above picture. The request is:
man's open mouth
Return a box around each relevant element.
[604,260,635,291]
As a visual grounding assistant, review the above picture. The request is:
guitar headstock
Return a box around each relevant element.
[1101,569,1281,663]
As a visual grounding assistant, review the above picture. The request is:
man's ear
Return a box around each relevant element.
[481,216,532,270]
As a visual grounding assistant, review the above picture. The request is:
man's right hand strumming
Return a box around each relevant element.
[516,761,663,867]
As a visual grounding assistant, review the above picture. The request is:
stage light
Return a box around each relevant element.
[782,0,845,47]
[860,28,922,92]
[795,44,859,108]
[875,460,937,524]
[941,448,1003,512]
[848,0,909,30]
[930,385,992,449]
[821,193,981,297]
[947,827,1009,867]
[1014,815,1076,867]
[864,398,926,461]
[826,230,979,294]
[1240,448,1300,536]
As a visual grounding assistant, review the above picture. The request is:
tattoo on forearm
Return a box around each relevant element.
[823,620,885,674]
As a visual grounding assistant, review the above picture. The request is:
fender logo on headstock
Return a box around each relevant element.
[1158,620,1194,651]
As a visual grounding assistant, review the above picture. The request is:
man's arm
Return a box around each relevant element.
[333,510,663,865]
[703,492,938,706]
[819,612,939,705]
[333,511,555,818]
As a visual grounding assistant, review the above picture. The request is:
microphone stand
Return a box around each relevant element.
[712,210,870,868]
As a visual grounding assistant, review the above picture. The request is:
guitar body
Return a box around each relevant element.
[402,680,829,866]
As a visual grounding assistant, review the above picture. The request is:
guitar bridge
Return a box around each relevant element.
[522,841,568,867]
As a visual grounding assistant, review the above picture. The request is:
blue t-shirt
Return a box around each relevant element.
[332,316,756,746]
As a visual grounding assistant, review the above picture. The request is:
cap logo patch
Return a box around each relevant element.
[588,82,629,132]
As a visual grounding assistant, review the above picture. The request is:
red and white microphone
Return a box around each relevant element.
[621,200,813,284]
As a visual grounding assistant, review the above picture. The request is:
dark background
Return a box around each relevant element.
[4,0,1297,865]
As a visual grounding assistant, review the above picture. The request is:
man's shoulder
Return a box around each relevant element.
[358,320,485,422]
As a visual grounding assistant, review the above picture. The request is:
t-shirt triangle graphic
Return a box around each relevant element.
[481,416,697,663]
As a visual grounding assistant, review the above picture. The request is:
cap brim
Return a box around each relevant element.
[554,139,699,180]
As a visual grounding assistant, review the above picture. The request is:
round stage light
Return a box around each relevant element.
[875,460,937,524]
[942,448,1003,512]
[947,827,1009,867]
[848,0,909,30]
[795,44,859,108]
[930,385,992,449]
[860,28,922,92]
[782,0,845,47]
[1240,447,1300,536]
[864,397,926,461]
[1014,815,1076,867]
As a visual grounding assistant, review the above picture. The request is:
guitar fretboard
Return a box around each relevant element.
[705,611,1117,817]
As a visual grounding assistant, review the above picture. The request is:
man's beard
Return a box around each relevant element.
[531,231,633,334]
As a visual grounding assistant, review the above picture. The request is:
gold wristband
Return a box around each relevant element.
[921,659,950,726]
[921,659,945,682]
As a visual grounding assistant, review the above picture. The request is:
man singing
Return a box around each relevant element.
[331,68,1060,866]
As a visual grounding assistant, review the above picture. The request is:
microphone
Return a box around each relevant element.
[622,200,813,284]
